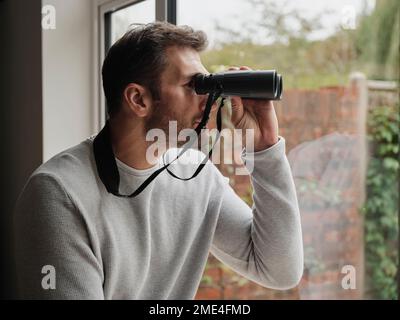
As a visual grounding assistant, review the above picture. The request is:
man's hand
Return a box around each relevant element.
[228,66,279,152]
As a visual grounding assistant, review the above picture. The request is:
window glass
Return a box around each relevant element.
[110,0,156,44]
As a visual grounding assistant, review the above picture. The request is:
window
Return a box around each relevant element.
[177,0,399,300]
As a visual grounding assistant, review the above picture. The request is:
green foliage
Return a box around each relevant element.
[201,34,355,90]
[356,0,400,80]
[362,104,399,299]
[201,0,359,89]
[201,0,398,88]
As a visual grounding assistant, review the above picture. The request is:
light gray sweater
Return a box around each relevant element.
[13,135,303,299]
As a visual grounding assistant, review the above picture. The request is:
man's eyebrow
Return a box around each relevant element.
[181,72,204,81]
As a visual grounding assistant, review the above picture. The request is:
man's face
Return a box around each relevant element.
[145,46,210,143]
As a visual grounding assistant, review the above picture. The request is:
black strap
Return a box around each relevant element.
[164,97,224,181]
[93,91,224,198]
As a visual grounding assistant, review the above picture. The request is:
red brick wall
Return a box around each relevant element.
[195,84,366,299]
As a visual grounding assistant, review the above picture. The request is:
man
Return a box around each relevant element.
[13,22,303,299]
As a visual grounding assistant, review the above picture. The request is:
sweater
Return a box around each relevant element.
[13,135,303,299]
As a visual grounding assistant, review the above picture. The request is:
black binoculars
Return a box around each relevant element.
[194,70,282,100]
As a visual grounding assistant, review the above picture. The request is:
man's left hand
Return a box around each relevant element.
[228,66,279,152]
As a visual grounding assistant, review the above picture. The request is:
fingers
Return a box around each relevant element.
[239,66,251,70]
[226,66,241,104]
[226,66,252,126]
[228,66,252,71]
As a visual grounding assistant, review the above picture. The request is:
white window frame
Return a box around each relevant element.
[92,0,172,131]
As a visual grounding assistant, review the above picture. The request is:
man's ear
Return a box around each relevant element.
[122,83,152,118]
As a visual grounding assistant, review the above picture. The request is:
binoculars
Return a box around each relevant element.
[194,70,283,100]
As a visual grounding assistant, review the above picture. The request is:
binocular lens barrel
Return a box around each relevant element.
[194,70,282,100]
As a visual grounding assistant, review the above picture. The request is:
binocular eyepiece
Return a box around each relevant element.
[194,70,283,100]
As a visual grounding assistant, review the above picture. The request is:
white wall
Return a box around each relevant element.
[42,0,95,161]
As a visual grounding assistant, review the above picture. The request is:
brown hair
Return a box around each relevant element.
[102,21,208,117]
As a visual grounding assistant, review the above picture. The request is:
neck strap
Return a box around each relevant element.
[93,91,224,198]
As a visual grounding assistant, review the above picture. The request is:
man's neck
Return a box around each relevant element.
[109,116,158,170]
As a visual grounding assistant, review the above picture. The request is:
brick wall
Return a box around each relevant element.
[195,83,368,299]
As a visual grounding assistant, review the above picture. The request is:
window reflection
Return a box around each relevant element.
[110,0,156,44]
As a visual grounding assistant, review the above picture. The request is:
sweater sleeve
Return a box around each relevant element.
[13,173,104,299]
[210,137,304,290]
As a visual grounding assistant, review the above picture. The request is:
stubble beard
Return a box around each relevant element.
[144,99,201,149]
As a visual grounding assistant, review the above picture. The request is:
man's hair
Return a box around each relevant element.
[102,21,208,117]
